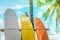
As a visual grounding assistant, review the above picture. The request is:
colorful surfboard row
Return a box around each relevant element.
[4,9,49,40]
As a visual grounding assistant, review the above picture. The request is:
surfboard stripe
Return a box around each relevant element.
[35,18,49,40]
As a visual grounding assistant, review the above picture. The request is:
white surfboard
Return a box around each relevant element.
[4,9,21,40]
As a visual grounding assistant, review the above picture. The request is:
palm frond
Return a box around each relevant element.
[56,5,60,32]
[37,0,53,6]
[37,0,44,6]
[46,0,53,3]
[56,5,60,24]
[42,4,55,20]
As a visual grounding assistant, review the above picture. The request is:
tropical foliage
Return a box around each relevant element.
[37,0,60,32]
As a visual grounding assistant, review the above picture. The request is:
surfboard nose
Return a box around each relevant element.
[35,18,40,25]
[5,9,14,15]
[35,18,49,40]
[4,9,19,29]
[35,18,45,29]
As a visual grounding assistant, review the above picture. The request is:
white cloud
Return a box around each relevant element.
[0,19,4,25]
[0,19,4,29]
[11,4,29,9]
[13,5,22,9]
[0,9,5,16]
[38,11,43,18]
[0,10,4,14]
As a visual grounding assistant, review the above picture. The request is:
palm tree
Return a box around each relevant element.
[37,0,53,6]
[29,0,34,28]
[37,0,60,32]
[25,12,28,17]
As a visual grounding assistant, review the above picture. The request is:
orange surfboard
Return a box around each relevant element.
[35,18,49,40]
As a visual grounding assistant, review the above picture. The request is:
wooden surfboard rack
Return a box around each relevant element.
[0,29,49,32]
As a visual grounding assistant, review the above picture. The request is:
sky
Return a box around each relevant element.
[0,0,60,40]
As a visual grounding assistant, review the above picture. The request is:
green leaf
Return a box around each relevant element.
[42,4,55,20]
[46,0,53,3]
[37,0,44,6]
[56,6,60,24]
[37,0,53,6]
[56,0,60,6]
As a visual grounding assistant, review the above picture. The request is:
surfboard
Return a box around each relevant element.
[21,15,35,40]
[4,9,21,40]
[35,18,49,40]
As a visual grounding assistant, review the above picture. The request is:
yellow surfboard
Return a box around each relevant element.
[21,15,35,40]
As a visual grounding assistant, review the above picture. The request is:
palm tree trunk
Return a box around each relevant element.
[25,12,28,17]
[29,0,34,28]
